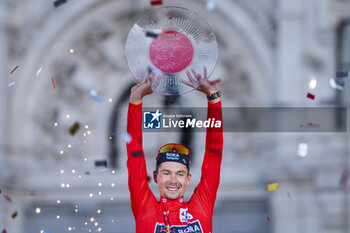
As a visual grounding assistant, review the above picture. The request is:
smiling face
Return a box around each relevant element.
[154,162,192,200]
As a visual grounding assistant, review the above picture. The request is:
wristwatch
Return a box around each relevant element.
[207,91,222,100]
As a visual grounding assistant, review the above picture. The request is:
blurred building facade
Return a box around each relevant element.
[0,0,350,232]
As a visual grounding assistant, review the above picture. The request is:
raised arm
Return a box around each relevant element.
[126,72,161,217]
[180,66,223,213]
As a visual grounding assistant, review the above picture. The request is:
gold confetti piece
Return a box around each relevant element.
[11,211,18,219]
[267,182,279,191]
[69,122,80,135]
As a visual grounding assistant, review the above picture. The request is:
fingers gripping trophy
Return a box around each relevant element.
[125,6,223,233]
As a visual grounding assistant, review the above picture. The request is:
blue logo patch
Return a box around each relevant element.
[144,110,162,129]
[154,220,203,233]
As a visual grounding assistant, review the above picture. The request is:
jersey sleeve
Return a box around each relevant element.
[189,101,223,214]
[126,103,157,218]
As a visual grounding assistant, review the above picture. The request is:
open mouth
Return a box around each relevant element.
[166,187,180,193]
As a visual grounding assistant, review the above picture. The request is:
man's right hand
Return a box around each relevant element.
[130,71,162,105]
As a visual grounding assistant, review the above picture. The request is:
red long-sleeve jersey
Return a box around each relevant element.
[126,101,223,233]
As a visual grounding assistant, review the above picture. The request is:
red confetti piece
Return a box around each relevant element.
[340,170,349,190]
[52,77,56,89]
[300,123,320,128]
[306,123,319,128]
[307,92,315,100]
[84,171,90,175]
[4,195,12,203]
[150,0,162,5]
[265,215,271,223]
[29,190,37,196]
[2,228,7,233]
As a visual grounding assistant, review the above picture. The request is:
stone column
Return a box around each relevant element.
[0,0,9,229]
[276,0,307,105]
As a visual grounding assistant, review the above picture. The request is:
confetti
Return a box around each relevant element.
[150,0,162,5]
[340,170,349,190]
[89,89,103,103]
[267,183,278,191]
[10,65,19,74]
[29,191,37,196]
[300,123,320,128]
[95,160,107,168]
[69,122,80,135]
[329,78,344,90]
[297,143,308,157]
[308,78,317,89]
[2,229,7,233]
[206,0,216,11]
[8,82,15,87]
[4,194,12,203]
[12,211,18,219]
[84,171,90,175]
[265,216,271,223]
[54,0,67,8]
[306,92,315,100]
[36,66,43,76]
[52,77,56,89]
[0,188,1,193]
[146,31,158,39]
[287,192,292,200]
[123,132,132,144]
[336,71,348,78]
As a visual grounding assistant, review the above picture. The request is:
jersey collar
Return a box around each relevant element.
[160,195,185,208]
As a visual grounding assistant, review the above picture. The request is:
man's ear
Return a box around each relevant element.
[187,173,192,185]
[153,170,158,184]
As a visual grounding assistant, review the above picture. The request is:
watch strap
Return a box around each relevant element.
[207,91,222,100]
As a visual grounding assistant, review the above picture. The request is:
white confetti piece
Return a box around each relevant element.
[308,78,317,89]
[123,132,132,144]
[36,66,43,76]
[8,82,15,87]
[297,143,308,157]
[329,78,344,90]
[206,0,216,11]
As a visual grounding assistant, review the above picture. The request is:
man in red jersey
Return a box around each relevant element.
[126,67,223,233]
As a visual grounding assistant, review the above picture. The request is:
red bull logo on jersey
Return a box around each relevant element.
[154,220,203,233]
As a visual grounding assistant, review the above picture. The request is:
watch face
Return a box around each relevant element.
[125,6,218,96]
